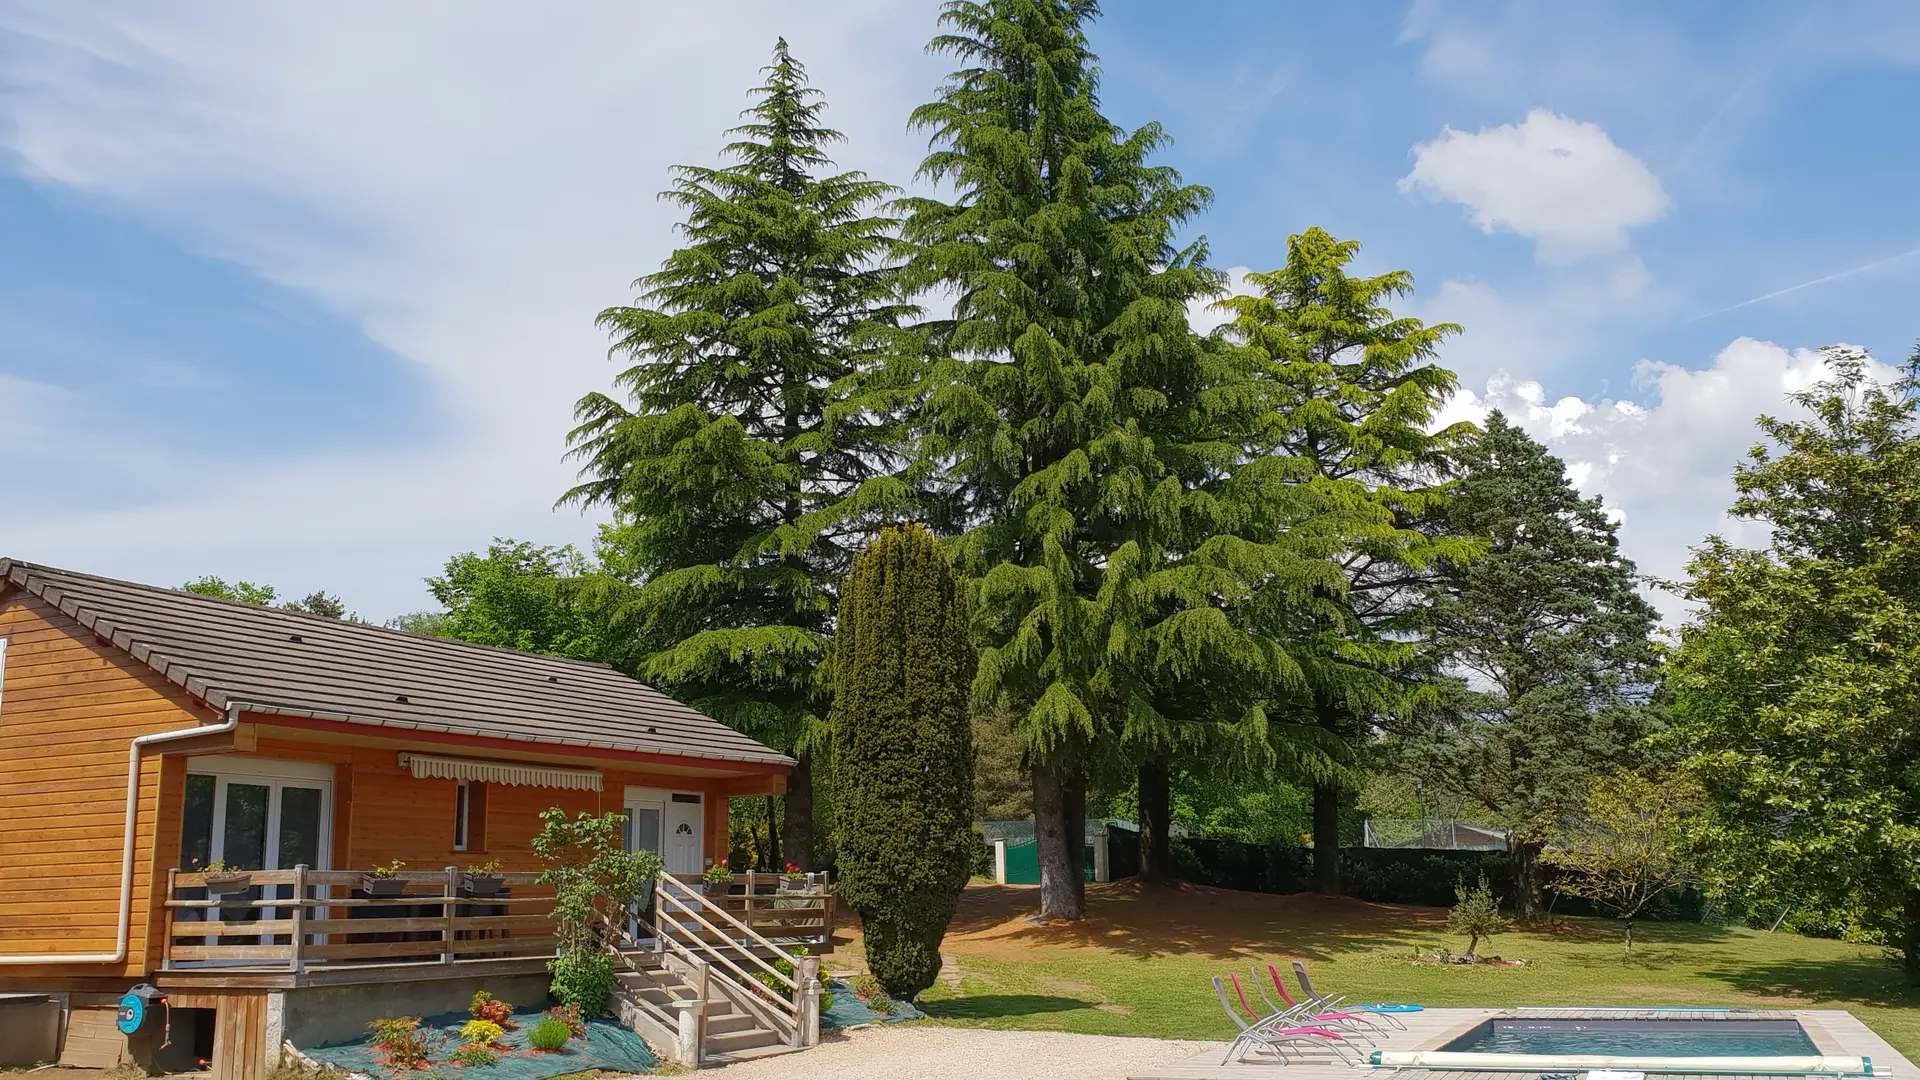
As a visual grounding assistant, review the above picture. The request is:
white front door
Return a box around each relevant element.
[664,793,704,876]
[626,787,704,875]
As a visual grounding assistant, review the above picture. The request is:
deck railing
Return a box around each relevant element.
[648,873,824,1049]
[162,867,555,971]
[161,867,836,973]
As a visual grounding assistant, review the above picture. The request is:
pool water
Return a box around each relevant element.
[1442,1018,1819,1058]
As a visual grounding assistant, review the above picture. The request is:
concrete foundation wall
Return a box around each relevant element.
[280,973,552,1048]
[0,994,60,1065]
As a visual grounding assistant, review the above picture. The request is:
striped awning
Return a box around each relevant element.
[397,752,602,791]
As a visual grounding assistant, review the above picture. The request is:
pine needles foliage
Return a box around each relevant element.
[831,524,975,1000]
[562,40,915,865]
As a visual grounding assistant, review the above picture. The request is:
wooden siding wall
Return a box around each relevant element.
[0,590,214,979]
[250,734,734,874]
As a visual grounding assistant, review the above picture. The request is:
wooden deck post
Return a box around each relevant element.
[443,866,459,963]
[675,957,709,1067]
[795,953,821,1048]
[162,868,178,971]
[290,864,307,973]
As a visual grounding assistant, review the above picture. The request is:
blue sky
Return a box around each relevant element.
[2,1,1917,620]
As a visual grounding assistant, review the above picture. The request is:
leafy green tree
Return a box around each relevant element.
[564,41,912,869]
[1667,348,1920,981]
[831,525,975,1000]
[1542,772,1700,960]
[1215,227,1475,894]
[1395,411,1661,916]
[532,807,663,1013]
[181,576,353,619]
[1447,874,1509,961]
[903,0,1329,918]
[425,540,619,662]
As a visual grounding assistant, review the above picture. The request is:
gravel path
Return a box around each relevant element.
[705,1026,1219,1079]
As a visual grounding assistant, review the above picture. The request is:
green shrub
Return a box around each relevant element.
[445,1045,499,1068]
[846,973,897,1015]
[967,827,993,879]
[548,952,616,1015]
[366,1016,433,1072]
[1447,874,1510,960]
[527,1017,572,1051]
[831,525,975,1001]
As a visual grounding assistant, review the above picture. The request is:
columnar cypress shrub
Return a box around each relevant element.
[831,524,974,1000]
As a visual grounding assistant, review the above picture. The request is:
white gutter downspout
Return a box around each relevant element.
[0,702,247,966]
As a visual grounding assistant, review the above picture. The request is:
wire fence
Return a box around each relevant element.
[1362,818,1511,850]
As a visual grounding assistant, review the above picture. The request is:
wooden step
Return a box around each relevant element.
[706,1026,786,1055]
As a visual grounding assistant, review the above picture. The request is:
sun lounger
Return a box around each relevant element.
[1291,960,1416,1028]
[1214,974,1364,1066]
[1257,964,1388,1038]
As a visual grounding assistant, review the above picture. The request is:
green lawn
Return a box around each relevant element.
[854,883,1920,1059]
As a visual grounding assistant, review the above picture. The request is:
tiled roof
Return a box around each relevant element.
[0,558,792,769]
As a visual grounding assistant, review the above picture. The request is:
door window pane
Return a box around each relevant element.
[180,774,215,870]
[278,785,324,870]
[630,808,663,854]
[223,783,270,870]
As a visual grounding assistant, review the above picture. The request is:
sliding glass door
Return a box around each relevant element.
[176,757,332,946]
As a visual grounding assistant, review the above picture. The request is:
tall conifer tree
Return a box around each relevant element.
[1398,412,1661,916]
[903,0,1329,917]
[832,525,975,999]
[1218,228,1475,893]
[564,41,912,868]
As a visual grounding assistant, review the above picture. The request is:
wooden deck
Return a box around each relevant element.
[1131,1008,1913,1080]
[157,868,833,988]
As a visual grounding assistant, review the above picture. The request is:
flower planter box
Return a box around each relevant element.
[461,874,506,897]
[361,875,410,898]
[203,872,253,895]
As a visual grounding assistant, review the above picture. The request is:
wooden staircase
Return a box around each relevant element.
[606,875,827,1069]
[612,954,800,1065]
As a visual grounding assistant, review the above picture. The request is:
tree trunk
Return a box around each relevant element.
[1904,889,1920,986]
[765,794,781,872]
[1510,839,1544,920]
[781,754,814,872]
[1065,768,1087,914]
[1312,781,1343,895]
[1622,919,1634,960]
[1032,763,1084,920]
[1138,757,1171,884]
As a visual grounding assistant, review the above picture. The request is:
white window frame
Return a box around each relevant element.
[183,755,336,871]
[0,637,9,720]
[453,779,470,852]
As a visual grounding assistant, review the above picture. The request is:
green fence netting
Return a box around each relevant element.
[300,1008,656,1080]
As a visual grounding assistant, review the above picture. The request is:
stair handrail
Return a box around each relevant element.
[655,875,798,992]
[651,876,802,1039]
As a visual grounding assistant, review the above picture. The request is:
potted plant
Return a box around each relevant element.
[779,862,808,893]
[362,859,410,898]
[462,859,505,897]
[701,864,735,897]
[198,858,252,895]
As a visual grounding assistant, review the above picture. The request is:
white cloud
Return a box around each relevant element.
[0,2,940,617]
[1441,338,1902,622]
[1185,266,1259,337]
[1399,109,1671,263]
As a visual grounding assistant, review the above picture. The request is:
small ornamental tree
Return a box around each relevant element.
[831,525,975,1000]
[1447,874,1509,961]
[532,808,663,1013]
[1543,773,1700,960]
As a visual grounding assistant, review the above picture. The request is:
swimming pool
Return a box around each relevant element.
[1370,1012,1875,1076]
[1442,1017,1818,1057]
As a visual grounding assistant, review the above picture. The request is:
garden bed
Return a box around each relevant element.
[300,1007,656,1080]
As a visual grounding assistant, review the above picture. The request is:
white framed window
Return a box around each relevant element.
[0,637,8,720]
[454,780,470,851]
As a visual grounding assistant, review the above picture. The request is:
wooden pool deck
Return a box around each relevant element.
[1130,1008,1914,1080]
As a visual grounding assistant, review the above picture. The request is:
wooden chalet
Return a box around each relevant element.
[0,559,830,1076]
